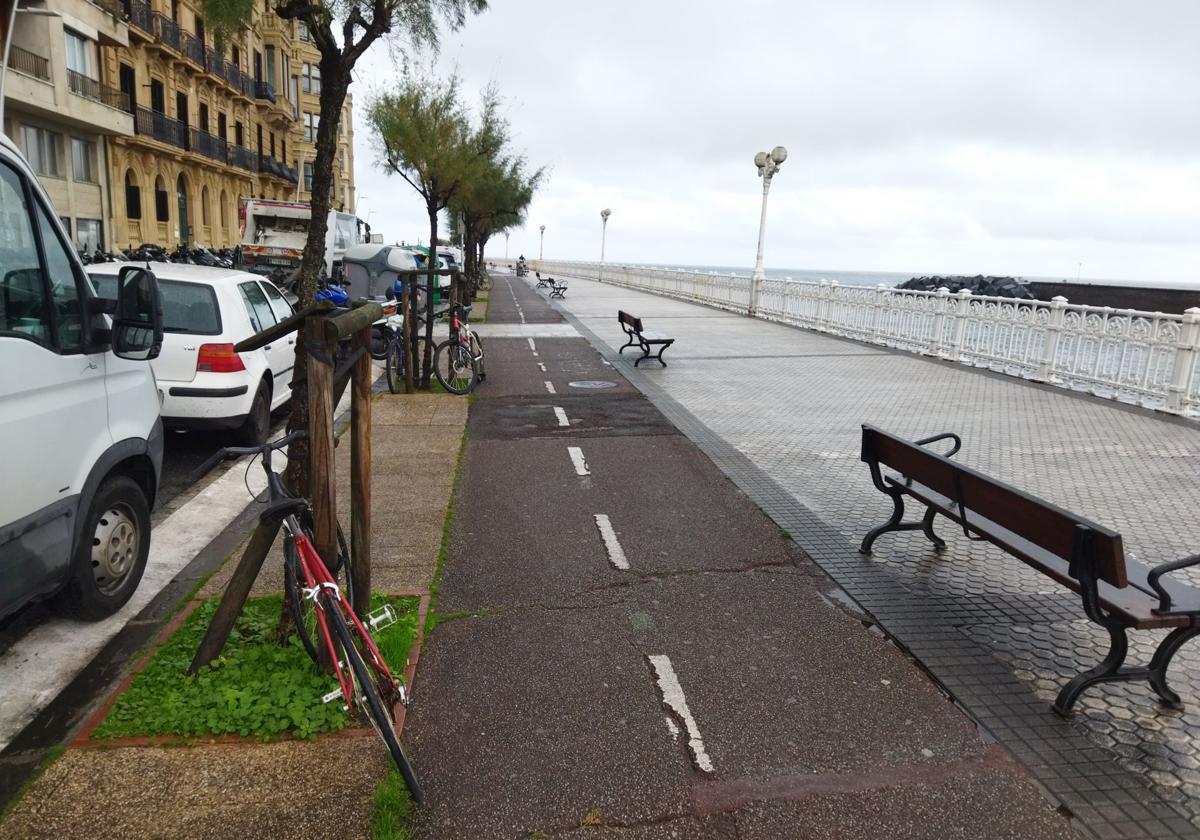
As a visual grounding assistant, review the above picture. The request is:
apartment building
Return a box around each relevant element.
[3,0,134,251]
[4,0,358,252]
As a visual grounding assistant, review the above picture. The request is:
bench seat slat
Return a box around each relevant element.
[891,477,1193,629]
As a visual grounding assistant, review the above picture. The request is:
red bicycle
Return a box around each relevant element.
[195,432,423,803]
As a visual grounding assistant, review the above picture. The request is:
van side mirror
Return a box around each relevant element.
[112,266,163,361]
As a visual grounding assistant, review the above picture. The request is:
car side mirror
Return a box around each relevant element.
[112,265,164,361]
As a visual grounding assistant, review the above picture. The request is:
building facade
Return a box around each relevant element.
[4,0,134,252]
[5,0,356,251]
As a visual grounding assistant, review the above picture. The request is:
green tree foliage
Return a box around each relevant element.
[367,72,478,386]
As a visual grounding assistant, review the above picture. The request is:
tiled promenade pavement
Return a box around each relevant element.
[540,270,1200,839]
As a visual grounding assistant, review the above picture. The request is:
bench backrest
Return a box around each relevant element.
[618,310,643,333]
[861,425,1127,588]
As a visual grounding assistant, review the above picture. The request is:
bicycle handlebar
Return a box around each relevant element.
[190,430,308,483]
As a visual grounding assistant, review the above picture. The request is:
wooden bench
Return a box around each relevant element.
[858,424,1200,715]
[548,279,567,299]
[618,310,675,367]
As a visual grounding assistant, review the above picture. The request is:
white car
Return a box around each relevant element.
[88,263,296,444]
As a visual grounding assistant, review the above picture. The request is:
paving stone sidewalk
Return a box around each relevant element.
[403,275,1077,839]
[0,391,467,840]
[546,270,1200,839]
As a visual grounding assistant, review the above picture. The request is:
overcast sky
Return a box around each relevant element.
[349,0,1200,283]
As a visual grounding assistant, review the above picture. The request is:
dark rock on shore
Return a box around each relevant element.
[899,274,1036,300]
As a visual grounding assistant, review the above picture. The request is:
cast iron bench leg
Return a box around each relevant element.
[1148,625,1200,708]
[860,489,942,554]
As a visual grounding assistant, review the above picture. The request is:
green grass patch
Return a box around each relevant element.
[371,768,415,839]
[93,594,419,741]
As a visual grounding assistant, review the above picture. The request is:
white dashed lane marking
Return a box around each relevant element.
[527,338,537,352]
[544,381,556,394]
[554,406,570,427]
[648,655,715,774]
[537,362,547,372]
[593,514,629,570]
[568,446,590,476]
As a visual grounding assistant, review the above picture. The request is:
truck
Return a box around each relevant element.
[237,198,362,287]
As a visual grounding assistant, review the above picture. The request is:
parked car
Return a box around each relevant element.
[88,263,296,445]
[0,133,164,622]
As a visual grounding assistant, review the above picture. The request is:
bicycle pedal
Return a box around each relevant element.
[321,689,343,705]
[367,604,398,631]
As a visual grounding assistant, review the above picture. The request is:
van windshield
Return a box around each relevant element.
[90,275,221,335]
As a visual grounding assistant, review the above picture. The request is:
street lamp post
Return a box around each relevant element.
[748,145,788,317]
[504,232,509,259]
[539,225,545,261]
[599,208,611,282]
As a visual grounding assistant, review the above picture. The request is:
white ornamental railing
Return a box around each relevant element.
[532,260,1200,418]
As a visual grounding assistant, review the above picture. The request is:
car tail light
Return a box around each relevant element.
[197,343,246,373]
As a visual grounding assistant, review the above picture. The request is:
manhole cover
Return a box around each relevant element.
[568,380,617,389]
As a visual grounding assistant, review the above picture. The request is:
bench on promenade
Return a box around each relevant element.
[858,424,1200,715]
[535,272,552,288]
[548,279,567,299]
[618,310,675,367]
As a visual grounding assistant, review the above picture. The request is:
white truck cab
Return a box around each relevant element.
[0,131,165,621]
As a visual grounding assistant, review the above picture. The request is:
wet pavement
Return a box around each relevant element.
[405,275,1076,838]
[544,268,1200,839]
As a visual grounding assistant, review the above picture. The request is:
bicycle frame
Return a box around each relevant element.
[287,519,406,711]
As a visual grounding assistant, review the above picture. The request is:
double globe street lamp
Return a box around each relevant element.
[748,145,787,317]
[599,208,612,282]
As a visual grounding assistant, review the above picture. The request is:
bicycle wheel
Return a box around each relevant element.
[468,332,486,382]
[433,339,478,395]
[285,520,353,663]
[385,337,404,394]
[325,603,425,804]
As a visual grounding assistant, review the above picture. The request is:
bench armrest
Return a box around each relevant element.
[1148,553,1200,612]
[914,431,962,458]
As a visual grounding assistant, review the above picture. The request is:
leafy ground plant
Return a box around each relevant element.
[94,594,419,740]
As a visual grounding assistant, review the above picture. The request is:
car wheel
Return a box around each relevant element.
[56,475,151,620]
[237,381,271,446]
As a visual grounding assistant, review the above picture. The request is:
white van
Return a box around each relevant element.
[0,132,165,621]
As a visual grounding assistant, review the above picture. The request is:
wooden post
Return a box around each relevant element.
[306,317,337,570]
[401,278,414,394]
[189,519,281,674]
[350,324,372,616]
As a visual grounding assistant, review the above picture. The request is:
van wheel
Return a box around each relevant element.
[57,476,150,620]
[238,382,271,446]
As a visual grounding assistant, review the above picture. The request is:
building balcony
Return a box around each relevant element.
[254,80,276,103]
[67,68,130,111]
[204,47,225,79]
[241,73,254,99]
[180,30,204,67]
[133,106,186,150]
[8,45,49,81]
[191,127,227,163]
[152,13,179,52]
[229,144,257,172]
[124,0,153,41]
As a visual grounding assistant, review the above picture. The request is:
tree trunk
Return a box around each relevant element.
[285,56,350,496]
[421,205,438,388]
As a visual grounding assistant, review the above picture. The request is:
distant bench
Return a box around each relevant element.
[859,424,1200,715]
[535,272,551,288]
[618,310,675,367]
[548,279,567,299]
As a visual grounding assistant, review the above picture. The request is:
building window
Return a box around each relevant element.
[265,45,276,88]
[298,21,309,41]
[302,63,320,95]
[281,137,286,161]
[125,170,141,219]
[21,125,61,177]
[70,138,95,183]
[303,112,318,143]
[303,162,313,193]
[60,216,71,238]
[234,121,243,146]
[155,176,169,222]
[290,76,299,120]
[76,218,102,251]
[64,30,95,77]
